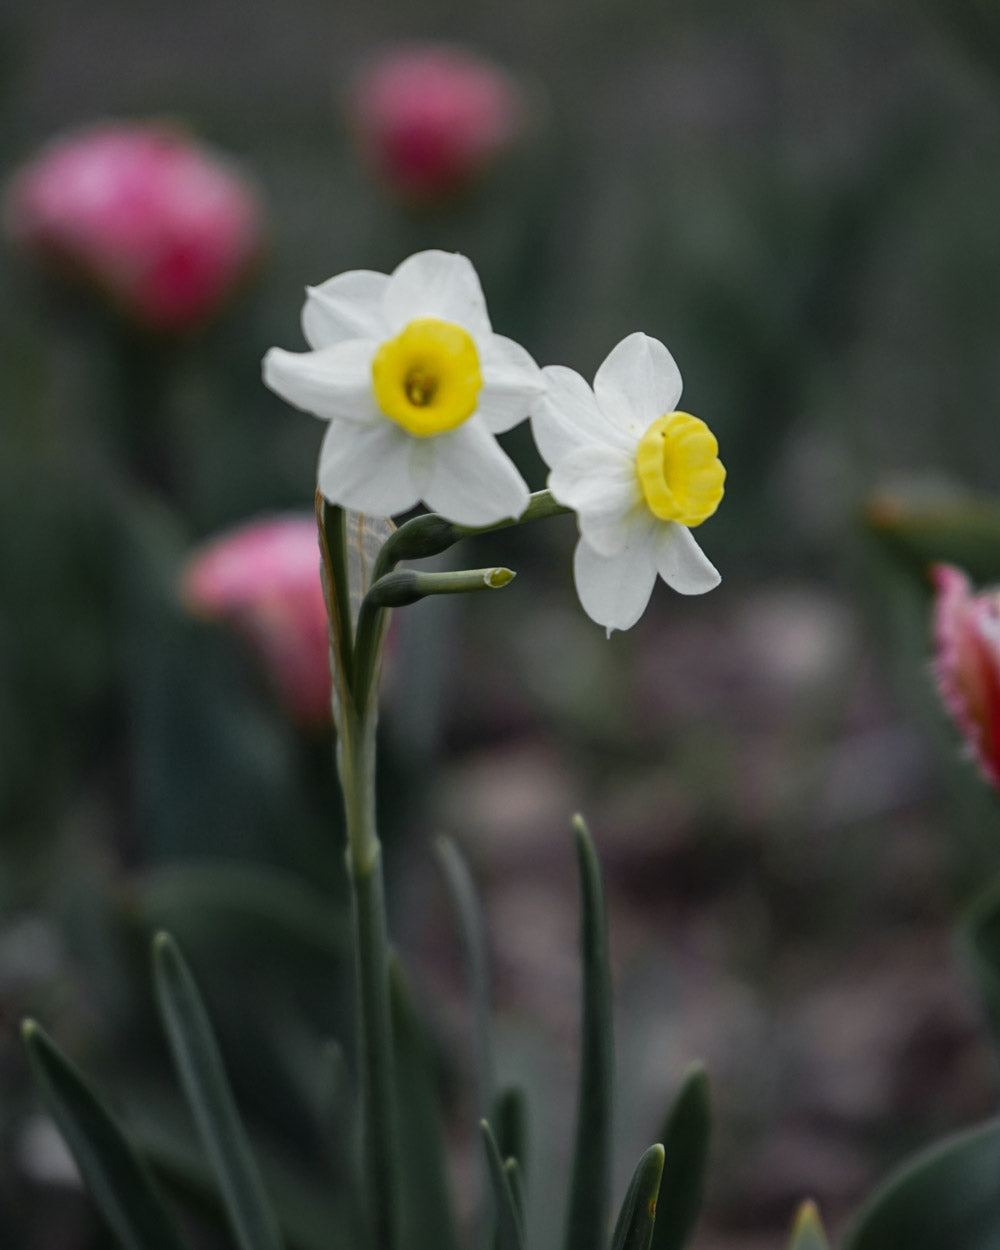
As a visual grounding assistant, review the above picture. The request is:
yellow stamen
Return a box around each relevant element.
[372,317,482,437]
[635,411,725,527]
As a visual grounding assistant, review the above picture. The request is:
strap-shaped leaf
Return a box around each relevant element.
[152,932,284,1250]
[492,1083,528,1175]
[788,1200,829,1250]
[563,814,614,1250]
[842,1117,1000,1249]
[610,1145,665,1250]
[389,959,460,1250]
[650,1062,710,1250]
[21,1019,189,1250]
[481,1120,525,1250]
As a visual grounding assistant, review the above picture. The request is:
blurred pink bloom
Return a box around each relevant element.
[5,121,264,331]
[931,563,1000,787]
[182,515,332,729]
[350,43,525,202]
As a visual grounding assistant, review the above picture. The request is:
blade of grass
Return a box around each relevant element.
[152,931,283,1250]
[22,1019,189,1250]
[610,1145,666,1250]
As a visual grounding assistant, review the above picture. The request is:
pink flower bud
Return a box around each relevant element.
[181,515,332,729]
[5,121,264,332]
[350,44,525,203]
[931,563,1000,787]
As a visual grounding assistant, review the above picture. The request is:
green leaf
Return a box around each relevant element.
[610,1145,665,1250]
[481,1120,525,1250]
[865,479,1000,583]
[21,1019,189,1250]
[788,1199,829,1250]
[388,959,460,1250]
[842,1117,1000,1250]
[962,877,1000,1055]
[563,814,614,1250]
[152,931,284,1250]
[650,1062,711,1250]
[492,1083,528,1174]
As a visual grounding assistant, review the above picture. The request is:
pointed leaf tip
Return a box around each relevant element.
[789,1198,829,1250]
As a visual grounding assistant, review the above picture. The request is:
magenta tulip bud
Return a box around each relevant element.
[350,44,525,203]
[181,515,332,729]
[5,121,264,332]
[931,563,1000,788]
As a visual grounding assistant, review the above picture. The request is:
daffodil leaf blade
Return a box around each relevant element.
[481,1120,525,1250]
[610,1145,665,1250]
[562,814,614,1250]
[21,1019,190,1250]
[650,1062,711,1250]
[152,931,284,1250]
[842,1117,1000,1250]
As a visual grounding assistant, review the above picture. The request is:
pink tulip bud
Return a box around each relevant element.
[931,563,1000,787]
[350,44,525,203]
[181,515,332,729]
[5,121,264,332]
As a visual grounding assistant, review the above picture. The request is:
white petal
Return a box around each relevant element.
[548,445,640,556]
[475,333,546,433]
[654,523,721,595]
[382,250,492,338]
[301,270,390,349]
[263,341,380,424]
[593,332,683,432]
[423,418,529,525]
[317,419,420,516]
[531,365,634,466]
[573,533,658,634]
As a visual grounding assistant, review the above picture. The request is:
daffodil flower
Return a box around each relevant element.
[262,249,543,525]
[530,332,724,633]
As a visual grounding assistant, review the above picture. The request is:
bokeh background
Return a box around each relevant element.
[4,1,1000,1247]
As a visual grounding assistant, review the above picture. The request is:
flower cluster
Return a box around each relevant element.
[264,249,724,632]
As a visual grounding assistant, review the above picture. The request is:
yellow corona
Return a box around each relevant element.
[635,411,725,527]
[371,317,483,437]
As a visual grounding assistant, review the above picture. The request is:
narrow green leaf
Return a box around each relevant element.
[610,1145,665,1250]
[152,931,284,1250]
[504,1158,526,1233]
[388,959,459,1250]
[563,814,614,1250]
[435,836,496,1115]
[865,480,1000,584]
[650,1062,711,1250]
[842,1117,1000,1249]
[788,1199,829,1250]
[481,1120,525,1250]
[492,1083,528,1175]
[22,1019,189,1250]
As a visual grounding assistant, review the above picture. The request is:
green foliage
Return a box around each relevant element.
[788,1200,829,1250]
[650,1064,711,1250]
[609,1145,665,1250]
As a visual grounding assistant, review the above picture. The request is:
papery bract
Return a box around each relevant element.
[530,332,723,633]
[262,249,543,526]
[350,43,524,203]
[181,515,332,729]
[931,563,1000,788]
[5,121,264,332]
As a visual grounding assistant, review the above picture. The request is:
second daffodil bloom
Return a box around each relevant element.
[262,249,543,526]
[531,332,724,633]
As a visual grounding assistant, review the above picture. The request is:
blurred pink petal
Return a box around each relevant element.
[931,563,1000,788]
[182,515,332,729]
[350,44,525,203]
[5,121,264,331]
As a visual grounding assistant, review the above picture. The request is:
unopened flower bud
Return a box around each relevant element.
[181,515,332,729]
[5,121,264,332]
[349,44,525,204]
[931,563,1000,788]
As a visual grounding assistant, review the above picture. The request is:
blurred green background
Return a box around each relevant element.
[4,1,1000,1248]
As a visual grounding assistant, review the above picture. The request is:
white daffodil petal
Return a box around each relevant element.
[382,250,492,338]
[531,365,634,466]
[263,341,381,424]
[548,445,639,555]
[573,535,658,635]
[423,419,529,525]
[317,419,420,516]
[593,332,684,431]
[302,270,390,349]
[654,522,721,594]
[475,334,545,434]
